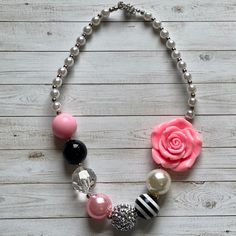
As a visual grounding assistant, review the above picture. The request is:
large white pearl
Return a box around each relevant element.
[188,97,197,107]
[83,25,93,35]
[52,101,61,111]
[188,84,197,93]
[160,29,169,39]
[146,169,171,196]
[182,72,192,81]
[52,77,62,87]
[143,12,152,21]
[171,50,181,59]
[92,16,101,26]
[166,39,176,49]
[50,88,60,99]
[177,60,187,71]
[64,57,74,67]
[77,36,86,46]
[70,46,80,56]
[58,67,67,77]
[152,20,162,29]
[101,9,110,18]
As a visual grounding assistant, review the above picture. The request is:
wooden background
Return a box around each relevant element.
[0,0,236,235]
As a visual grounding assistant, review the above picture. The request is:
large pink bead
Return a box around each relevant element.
[86,193,112,220]
[52,113,77,139]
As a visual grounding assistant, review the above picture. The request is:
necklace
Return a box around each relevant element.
[50,1,202,232]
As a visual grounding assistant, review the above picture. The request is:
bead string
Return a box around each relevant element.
[50,2,202,232]
[50,1,197,120]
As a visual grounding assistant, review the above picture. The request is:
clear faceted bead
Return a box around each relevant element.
[72,166,97,194]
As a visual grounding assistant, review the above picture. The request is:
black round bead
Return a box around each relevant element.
[63,140,87,165]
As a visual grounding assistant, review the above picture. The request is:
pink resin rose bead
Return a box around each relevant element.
[87,193,112,220]
[151,118,202,172]
[52,113,77,139]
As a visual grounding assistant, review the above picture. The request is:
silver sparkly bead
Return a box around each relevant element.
[101,9,110,18]
[160,29,169,39]
[171,50,181,59]
[143,12,152,21]
[91,16,101,26]
[188,97,197,107]
[83,25,93,36]
[57,67,67,77]
[72,166,97,194]
[185,109,195,119]
[52,77,63,87]
[64,56,74,67]
[111,204,137,231]
[77,36,86,46]
[70,46,80,56]
[152,20,162,29]
[50,88,60,99]
[166,39,176,49]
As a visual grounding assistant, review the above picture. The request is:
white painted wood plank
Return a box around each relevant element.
[0,116,235,149]
[1,0,236,22]
[0,182,235,218]
[0,148,235,183]
[0,84,235,116]
[0,51,235,84]
[0,217,235,236]
[1,22,236,51]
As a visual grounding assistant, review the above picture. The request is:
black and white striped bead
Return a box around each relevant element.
[135,193,160,220]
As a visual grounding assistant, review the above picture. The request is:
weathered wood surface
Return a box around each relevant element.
[0,0,235,235]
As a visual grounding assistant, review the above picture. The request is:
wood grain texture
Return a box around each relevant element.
[1,22,236,51]
[1,51,235,84]
[0,0,235,235]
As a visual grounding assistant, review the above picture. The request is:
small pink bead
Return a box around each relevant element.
[86,193,112,220]
[52,113,77,139]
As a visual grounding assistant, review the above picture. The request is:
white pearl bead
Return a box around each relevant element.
[166,39,176,49]
[58,67,67,77]
[188,97,197,107]
[143,12,152,21]
[52,101,61,111]
[146,169,171,196]
[70,46,80,56]
[185,109,195,119]
[182,72,192,81]
[152,20,162,29]
[50,88,60,99]
[188,84,197,93]
[171,50,181,59]
[101,9,110,18]
[177,61,187,71]
[160,29,169,39]
[83,25,93,35]
[52,77,62,87]
[77,36,86,46]
[92,16,101,26]
[64,57,74,67]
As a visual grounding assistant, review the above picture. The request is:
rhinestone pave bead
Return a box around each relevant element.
[111,204,137,231]
[72,166,97,194]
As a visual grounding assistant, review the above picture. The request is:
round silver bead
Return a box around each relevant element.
[185,109,195,119]
[52,77,62,88]
[64,57,74,67]
[183,72,192,81]
[188,84,197,93]
[152,20,162,29]
[177,60,187,71]
[83,25,93,36]
[91,16,101,26]
[111,204,137,231]
[70,46,80,56]
[101,9,110,18]
[143,12,152,21]
[50,88,60,99]
[57,67,67,77]
[171,50,181,59]
[52,101,61,112]
[77,36,86,46]
[166,39,176,49]
[188,97,197,107]
[160,29,169,39]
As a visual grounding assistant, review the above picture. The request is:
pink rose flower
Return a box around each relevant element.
[151,118,202,172]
